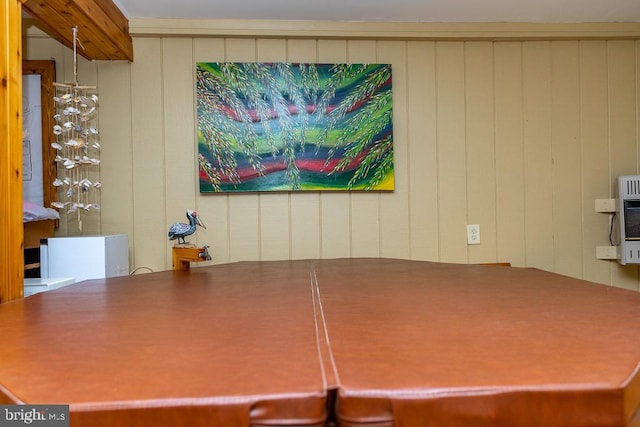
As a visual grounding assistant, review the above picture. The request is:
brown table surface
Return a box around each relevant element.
[2,258,640,427]
[0,261,328,427]
[310,258,640,427]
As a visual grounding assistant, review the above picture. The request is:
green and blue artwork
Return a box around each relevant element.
[196,62,394,192]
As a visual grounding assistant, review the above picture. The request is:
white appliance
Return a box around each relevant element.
[41,235,130,283]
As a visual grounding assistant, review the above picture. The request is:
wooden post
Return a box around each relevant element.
[172,245,211,271]
[0,0,25,303]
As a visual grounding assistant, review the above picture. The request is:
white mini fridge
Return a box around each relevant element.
[41,235,130,283]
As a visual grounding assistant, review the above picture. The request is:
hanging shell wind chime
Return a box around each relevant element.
[50,26,101,231]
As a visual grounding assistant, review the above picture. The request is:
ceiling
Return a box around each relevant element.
[112,0,640,23]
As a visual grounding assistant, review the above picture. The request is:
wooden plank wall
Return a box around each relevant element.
[1,0,24,303]
[24,27,640,290]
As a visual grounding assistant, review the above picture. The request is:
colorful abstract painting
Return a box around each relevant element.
[196,62,394,192]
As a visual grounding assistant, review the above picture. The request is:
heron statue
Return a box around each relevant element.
[168,210,206,244]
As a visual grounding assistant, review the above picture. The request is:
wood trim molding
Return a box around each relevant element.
[1,0,25,303]
[22,0,133,61]
[130,19,640,40]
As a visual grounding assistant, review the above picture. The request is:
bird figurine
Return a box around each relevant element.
[168,210,206,245]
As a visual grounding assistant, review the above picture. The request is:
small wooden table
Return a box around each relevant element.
[171,244,211,270]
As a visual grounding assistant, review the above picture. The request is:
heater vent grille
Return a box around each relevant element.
[621,177,640,197]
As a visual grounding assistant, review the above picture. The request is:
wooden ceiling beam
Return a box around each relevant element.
[22,0,133,61]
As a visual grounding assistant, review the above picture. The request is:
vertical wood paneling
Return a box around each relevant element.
[229,195,260,262]
[551,41,583,278]
[522,41,554,271]
[579,41,612,285]
[259,193,291,260]
[96,61,134,266]
[637,40,640,174]
[608,40,639,290]
[634,39,640,287]
[256,38,291,261]
[407,41,438,261]
[609,41,638,177]
[379,41,410,259]
[55,47,73,89]
[25,29,640,290]
[318,39,352,259]
[194,37,230,264]
[225,38,261,262]
[494,42,526,267]
[347,40,381,257]
[163,38,200,267]
[436,41,468,263]
[24,26,67,61]
[76,57,102,236]
[130,37,166,272]
[464,41,496,264]
[51,47,73,237]
[56,42,79,236]
[287,39,322,260]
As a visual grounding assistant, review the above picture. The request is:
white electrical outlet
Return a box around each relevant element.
[467,224,480,245]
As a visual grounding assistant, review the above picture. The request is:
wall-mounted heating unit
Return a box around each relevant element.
[617,175,640,265]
